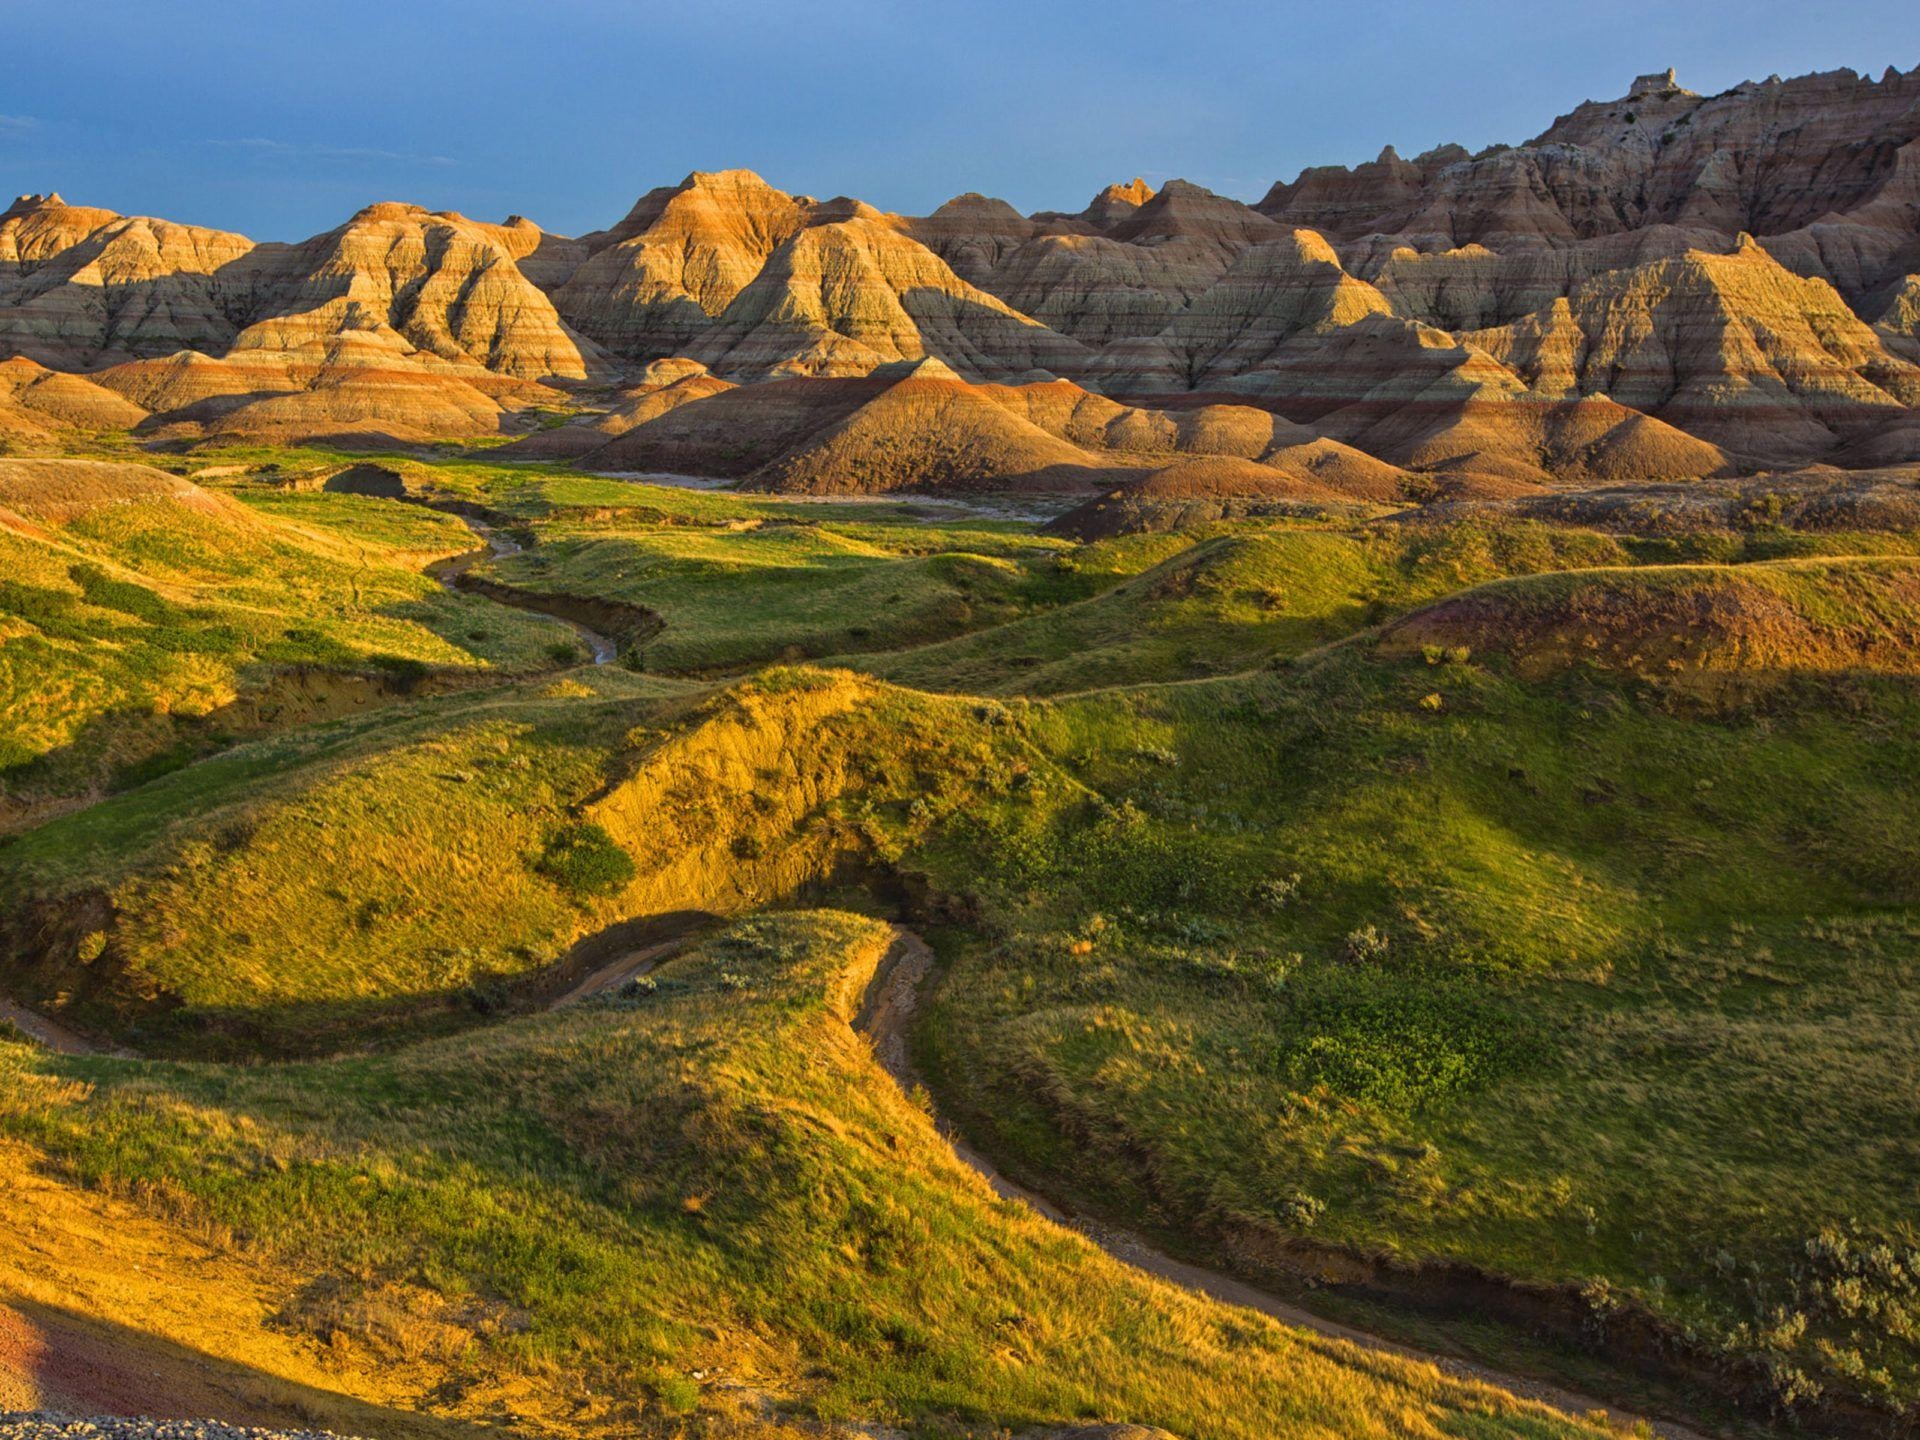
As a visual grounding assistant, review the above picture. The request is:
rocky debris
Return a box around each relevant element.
[0,1417,365,1440]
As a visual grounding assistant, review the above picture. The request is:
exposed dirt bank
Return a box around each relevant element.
[426,518,643,665]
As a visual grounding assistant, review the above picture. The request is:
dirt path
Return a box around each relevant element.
[431,517,620,666]
[0,1000,120,1058]
[857,926,1715,1440]
[552,936,691,1007]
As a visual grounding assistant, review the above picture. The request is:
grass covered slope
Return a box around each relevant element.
[0,669,1031,1055]
[0,667,699,1052]
[914,560,1920,1419]
[859,518,1634,695]
[8,436,1920,1430]
[478,518,1089,674]
[1379,555,1920,681]
[0,458,582,818]
[14,546,1920,1419]
[0,911,1607,1440]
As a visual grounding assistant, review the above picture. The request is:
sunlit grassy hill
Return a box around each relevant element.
[0,911,1609,1440]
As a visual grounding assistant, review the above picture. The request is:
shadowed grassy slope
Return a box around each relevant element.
[0,911,1604,1440]
[0,668,704,1052]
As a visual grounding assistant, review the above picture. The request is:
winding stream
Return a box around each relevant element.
[433,514,620,666]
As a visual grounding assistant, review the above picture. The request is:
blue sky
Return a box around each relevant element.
[0,0,1911,240]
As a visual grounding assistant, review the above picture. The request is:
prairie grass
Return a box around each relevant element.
[0,910,1608,1439]
[9,439,1920,1419]
[0,475,580,811]
[917,630,1920,1410]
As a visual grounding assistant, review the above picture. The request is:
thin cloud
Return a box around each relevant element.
[0,114,39,137]
[209,137,456,167]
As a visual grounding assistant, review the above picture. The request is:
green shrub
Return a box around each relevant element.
[1282,978,1524,1112]
[1277,1191,1326,1229]
[537,821,636,898]
[1344,924,1391,962]
[68,563,178,623]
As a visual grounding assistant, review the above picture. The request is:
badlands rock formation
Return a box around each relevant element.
[2,61,1917,485]
[0,194,594,442]
[535,354,1413,498]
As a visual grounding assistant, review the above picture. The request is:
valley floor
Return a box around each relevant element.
[4,442,1920,1439]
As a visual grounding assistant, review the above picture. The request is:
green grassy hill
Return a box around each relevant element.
[0,458,581,822]
[0,910,1608,1439]
[6,441,1920,1433]
[914,560,1920,1420]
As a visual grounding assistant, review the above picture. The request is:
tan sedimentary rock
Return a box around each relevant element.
[0,192,594,449]
[1078,178,1158,230]
[0,357,147,437]
[1262,67,1920,246]
[137,361,512,445]
[1099,229,1396,392]
[552,169,812,360]
[1465,238,1920,462]
[906,193,1059,286]
[89,350,312,415]
[687,217,1091,381]
[564,357,1409,498]
[3,62,1917,479]
[226,202,600,380]
[1353,226,1719,332]
[576,373,892,477]
[748,359,1124,494]
[1875,274,1920,360]
[511,361,739,460]
[0,196,255,366]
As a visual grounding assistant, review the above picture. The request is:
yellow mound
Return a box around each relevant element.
[1380,559,1920,679]
[141,364,508,444]
[0,359,149,440]
[0,458,240,526]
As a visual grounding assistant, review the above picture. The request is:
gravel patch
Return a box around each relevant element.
[0,1416,368,1440]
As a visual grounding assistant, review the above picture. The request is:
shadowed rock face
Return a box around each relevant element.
[1,62,1917,480]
